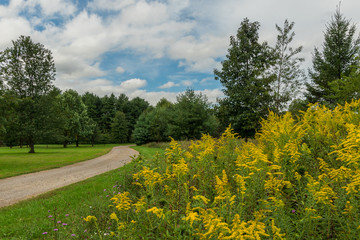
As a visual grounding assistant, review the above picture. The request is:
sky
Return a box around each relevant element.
[0,0,359,105]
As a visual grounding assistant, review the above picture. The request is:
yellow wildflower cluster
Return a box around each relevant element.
[83,215,97,222]
[132,166,163,191]
[94,99,360,239]
[146,207,165,219]
[110,192,132,211]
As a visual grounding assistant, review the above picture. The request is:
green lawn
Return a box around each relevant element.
[0,146,163,239]
[0,144,120,179]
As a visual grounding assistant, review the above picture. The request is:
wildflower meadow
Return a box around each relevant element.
[46,99,360,239]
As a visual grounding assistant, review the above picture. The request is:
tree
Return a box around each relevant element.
[111,111,129,143]
[306,7,360,106]
[125,97,150,140]
[214,18,274,138]
[58,90,93,147]
[328,64,360,104]
[167,89,218,140]
[100,94,117,133]
[0,36,56,153]
[82,92,103,126]
[132,109,153,145]
[271,20,305,113]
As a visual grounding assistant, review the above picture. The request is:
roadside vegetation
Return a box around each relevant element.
[0,146,162,239]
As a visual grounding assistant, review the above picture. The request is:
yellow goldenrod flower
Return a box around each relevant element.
[110,212,119,221]
[133,196,147,213]
[193,195,210,205]
[83,215,97,222]
[146,207,165,219]
[110,192,132,212]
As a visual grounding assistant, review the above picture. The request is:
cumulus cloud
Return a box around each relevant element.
[120,78,147,90]
[2,0,360,107]
[159,81,179,89]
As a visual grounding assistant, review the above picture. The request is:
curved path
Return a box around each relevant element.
[0,145,138,208]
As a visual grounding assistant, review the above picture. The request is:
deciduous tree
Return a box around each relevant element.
[0,36,56,153]
[271,20,305,113]
[214,18,274,138]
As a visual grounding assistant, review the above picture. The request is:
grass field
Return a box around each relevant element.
[0,144,120,179]
[0,146,163,239]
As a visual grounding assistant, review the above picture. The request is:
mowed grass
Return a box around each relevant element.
[0,146,163,240]
[0,144,119,179]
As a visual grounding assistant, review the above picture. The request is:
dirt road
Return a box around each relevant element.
[0,145,138,208]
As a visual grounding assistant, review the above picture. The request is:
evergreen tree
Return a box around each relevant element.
[100,94,117,133]
[111,111,129,144]
[214,18,274,138]
[306,7,360,106]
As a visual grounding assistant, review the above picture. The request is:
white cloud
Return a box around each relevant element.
[27,0,76,16]
[88,0,135,11]
[120,78,147,90]
[181,80,194,87]
[116,66,125,73]
[159,81,179,89]
[168,35,227,72]
[0,17,32,49]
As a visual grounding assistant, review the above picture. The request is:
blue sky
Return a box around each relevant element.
[0,0,360,105]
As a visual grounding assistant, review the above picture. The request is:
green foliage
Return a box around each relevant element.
[133,90,219,145]
[0,36,56,153]
[125,97,150,138]
[306,7,360,106]
[132,110,153,145]
[58,89,94,147]
[0,35,56,98]
[100,94,117,133]
[111,111,129,143]
[167,89,218,140]
[329,63,360,105]
[82,92,103,126]
[214,18,274,138]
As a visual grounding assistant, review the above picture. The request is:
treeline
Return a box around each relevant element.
[1,8,360,152]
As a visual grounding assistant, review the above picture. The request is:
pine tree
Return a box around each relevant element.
[306,7,360,106]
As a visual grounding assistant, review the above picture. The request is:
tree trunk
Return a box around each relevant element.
[75,135,79,147]
[28,138,35,153]
[63,141,67,148]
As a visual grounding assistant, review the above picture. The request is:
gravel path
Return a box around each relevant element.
[0,145,138,208]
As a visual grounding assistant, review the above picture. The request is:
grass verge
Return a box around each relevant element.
[0,146,163,240]
[0,144,120,179]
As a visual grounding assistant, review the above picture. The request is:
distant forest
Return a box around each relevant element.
[1,8,360,152]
